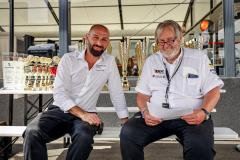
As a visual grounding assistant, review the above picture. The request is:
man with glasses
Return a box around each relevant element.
[120,20,223,160]
[23,24,129,160]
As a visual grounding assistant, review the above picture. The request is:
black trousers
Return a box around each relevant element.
[23,105,98,160]
[120,112,216,160]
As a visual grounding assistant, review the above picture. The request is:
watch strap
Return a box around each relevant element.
[201,108,210,120]
[201,108,210,115]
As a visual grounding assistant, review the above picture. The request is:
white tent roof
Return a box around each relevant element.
[0,0,191,40]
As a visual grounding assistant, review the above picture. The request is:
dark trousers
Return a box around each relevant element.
[23,105,98,160]
[120,112,216,160]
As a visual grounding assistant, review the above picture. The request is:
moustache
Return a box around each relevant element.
[163,47,173,50]
[93,45,104,50]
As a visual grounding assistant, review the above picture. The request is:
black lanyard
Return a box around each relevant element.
[162,49,184,108]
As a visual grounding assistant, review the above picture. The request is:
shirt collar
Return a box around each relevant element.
[162,47,183,65]
[77,49,86,60]
[77,49,106,61]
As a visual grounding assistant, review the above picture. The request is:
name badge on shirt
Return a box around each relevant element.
[96,64,107,71]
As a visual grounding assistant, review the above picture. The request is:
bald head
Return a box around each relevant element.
[89,24,110,36]
[86,24,110,57]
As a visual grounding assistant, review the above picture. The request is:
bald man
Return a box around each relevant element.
[23,25,129,160]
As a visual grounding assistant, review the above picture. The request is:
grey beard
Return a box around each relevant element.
[162,47,180,60]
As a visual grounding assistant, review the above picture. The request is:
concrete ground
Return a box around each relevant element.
[4,137,240,160]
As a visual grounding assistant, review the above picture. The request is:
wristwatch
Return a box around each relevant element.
[142,108,149,118]
[201,108,210,120]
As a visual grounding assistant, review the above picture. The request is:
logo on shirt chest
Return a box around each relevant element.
[154,69,165,74]
[209,63,214,69]
[96,64,107,71]
[153,75,165,78]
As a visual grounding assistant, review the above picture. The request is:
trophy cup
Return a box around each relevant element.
[27,65,35,90]
[106,43,112,54]
[23,55,35,91]
[49,66,57,90]
[189,40,194,49]
[136,37,150,85]
[34,64,42,91]
[78,38,88,51]
[102,43,112,91]
[39,57,48,91]
[119,38,130,90]
[196,37,203,51]
[23,64,33,91]
[49,56,60,91]
[23,58,29,87]
[44,58,52,88]
[32,56,42,91]
[47,59,53,87]
[135,42,141,85]
[182,40,186,48]
[152,43,159,54]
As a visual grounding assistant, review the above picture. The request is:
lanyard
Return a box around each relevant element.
[163,49,184,106]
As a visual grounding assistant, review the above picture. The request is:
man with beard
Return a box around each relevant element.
[23,25,129,160]
[120,20,223,160]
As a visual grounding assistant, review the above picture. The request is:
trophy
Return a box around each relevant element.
[47,59,53,87]
[23,58,29,87]
[196,37,203,50]
[44,58,52,87]
[106,43,112,54]
[135,42,141,84]
[38,57,49,91]
[49,56,60,91]
[119,38,130,90]
[102,43,112,91]
[23,64,33,91]
[32,56,42,91]
[28,65,35,90]
[189,40,194,49]
[152,43,159,54]
[23,55,35,91]
[78,38,88,51]
[135,37,150,85]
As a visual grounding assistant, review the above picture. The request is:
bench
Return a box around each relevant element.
[0,106,236,140]
[0,126,238,139]
[0,106,238,160]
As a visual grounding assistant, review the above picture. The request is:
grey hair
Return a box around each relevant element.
[155,20,182,42]
[89,24,110,36]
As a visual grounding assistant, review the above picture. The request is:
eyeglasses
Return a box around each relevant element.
[157,37,177,46]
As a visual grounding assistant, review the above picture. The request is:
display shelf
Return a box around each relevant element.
[0,87,227,95]
[0,87,138,95]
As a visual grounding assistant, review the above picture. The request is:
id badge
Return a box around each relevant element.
[162,103,169,109]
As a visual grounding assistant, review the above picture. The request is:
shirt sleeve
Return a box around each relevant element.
[135,59,152,96]
[200,53,224,95]
[53,54,76,112]
[107,58,129,119]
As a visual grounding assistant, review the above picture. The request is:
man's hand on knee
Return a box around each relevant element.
[144,110,162,126]
[68,106,101,126]
[182,110,205,125]
[82,113,101,126]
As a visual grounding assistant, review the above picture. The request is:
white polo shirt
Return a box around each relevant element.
[53,50,129,119]
[135,47,224,110]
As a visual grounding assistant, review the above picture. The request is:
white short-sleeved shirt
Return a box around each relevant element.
[53,50,129,119]
[135,47,224,110]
